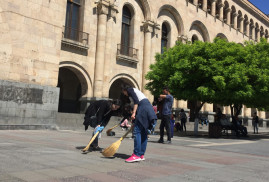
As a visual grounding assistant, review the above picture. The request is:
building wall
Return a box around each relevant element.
[0,0,269,127]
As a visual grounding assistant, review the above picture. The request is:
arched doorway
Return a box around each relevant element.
[57,67,84,113]
[109,78,135,100]
[109,78,136,109]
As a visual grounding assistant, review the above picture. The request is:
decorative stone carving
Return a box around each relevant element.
[177,35,188,43]
[96,0,118,18]
[142,20,160,34]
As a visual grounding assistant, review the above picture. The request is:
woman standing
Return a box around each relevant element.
[122,86,157,162]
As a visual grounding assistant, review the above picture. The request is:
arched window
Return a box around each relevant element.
[192,35,199,43]
[161,23,169,54]
[121,6,132,56]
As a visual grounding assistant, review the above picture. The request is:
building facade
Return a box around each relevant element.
[0,0,269,128]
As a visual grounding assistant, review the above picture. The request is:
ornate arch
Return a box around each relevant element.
[109,73,140,90]
[138,0,151,20]
[158,4,184,35]
[189,20,210,42]
[59,61,93,97]
[216,33,228,41]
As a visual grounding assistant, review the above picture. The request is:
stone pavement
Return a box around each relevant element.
[1,127,269,182]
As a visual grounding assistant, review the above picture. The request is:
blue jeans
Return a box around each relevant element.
[133,122,148,157]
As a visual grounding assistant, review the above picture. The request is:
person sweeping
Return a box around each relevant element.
[83,99,121,151]
[122,86,157,162]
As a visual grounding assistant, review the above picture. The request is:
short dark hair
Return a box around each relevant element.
[122,85,131,91]
[112,99,122,106]
[163,86,169,92]
[181,109,184,112]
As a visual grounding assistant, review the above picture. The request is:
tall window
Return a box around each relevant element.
[65,0,82,41]
[121,6,132,56]
[161,23,168,54]
[192,35,198,43]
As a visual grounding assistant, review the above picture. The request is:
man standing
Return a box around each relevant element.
[158,87,173,144]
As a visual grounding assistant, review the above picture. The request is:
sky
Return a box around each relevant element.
[248,0,269,15]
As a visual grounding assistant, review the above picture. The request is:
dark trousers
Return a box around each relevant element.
[181,118,186,132]
[160,115,171,141]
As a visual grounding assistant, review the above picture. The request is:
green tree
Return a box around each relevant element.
[146,38,269,121]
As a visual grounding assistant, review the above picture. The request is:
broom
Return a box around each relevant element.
[102,125,134,157]
[81,131,100,152]
[106,123,120,136]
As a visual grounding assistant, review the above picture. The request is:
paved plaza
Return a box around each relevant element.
[1,127,269,182]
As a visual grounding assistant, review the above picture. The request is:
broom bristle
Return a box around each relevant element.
[106,128,112,135]
[102,139,122,157]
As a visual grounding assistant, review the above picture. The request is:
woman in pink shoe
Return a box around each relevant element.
[122,86,157,163]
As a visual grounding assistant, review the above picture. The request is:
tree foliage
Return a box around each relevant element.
[146,38,269,118]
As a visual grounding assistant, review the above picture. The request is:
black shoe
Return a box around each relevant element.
[163,140,171,144]
[92,146,102,151]
[158,139,164,143]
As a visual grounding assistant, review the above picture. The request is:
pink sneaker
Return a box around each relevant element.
[140,155,145,161]
[125,154,141,163]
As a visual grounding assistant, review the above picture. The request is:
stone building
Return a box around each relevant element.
[0,0,268,129]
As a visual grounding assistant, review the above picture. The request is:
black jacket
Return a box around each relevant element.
[84,100,116,127]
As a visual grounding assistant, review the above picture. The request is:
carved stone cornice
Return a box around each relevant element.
[218,3,224,8]
[142,20,160,34]
[225,8,231,13]
[177,35,188,43]
[96,0,118,18]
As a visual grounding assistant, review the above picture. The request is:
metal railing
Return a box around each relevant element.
[62,26,89,45]
[117,44,138,59]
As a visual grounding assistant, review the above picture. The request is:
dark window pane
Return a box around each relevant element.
[121,5,132,54]
[123,6,131,18]
[122,16,130,25]
[161,23,168,53]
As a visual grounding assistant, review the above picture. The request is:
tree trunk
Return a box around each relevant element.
[189,101,205,121]
[230,104,242,118]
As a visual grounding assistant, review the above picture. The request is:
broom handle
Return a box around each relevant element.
[82,131,100,152]
[120,125,134,141]
[107,123,120,131]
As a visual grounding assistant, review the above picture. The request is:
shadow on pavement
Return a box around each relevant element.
[152,130,269,141]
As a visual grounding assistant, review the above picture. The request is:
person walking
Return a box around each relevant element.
[179,109,187,132]
[122,86,157,163]
[83,99,121,150]
[253,112,259,134]
[158,87,173,144]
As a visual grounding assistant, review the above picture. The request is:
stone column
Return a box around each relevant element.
[224,106,231,115]
[204,103,214,122]
[211,0,217,16]
[178,100,188,109]
[142,21,159,100]
[243,106,252,127]
[259,111,266,127]
[226,8,231,25]
[233,13,238,29]
[194,0,198,5]
[257,28,260,42]
[219,3,224,21]
[239,17,244,33]
[202,0,207,11]
[251,25,255,40]
[102,5,118,98]
[245,21,249,36]
[93,1,111,99]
